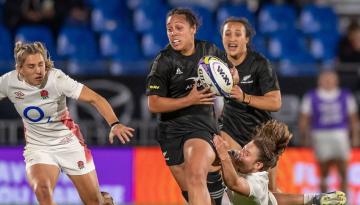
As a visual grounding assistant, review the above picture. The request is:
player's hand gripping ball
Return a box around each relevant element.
[197,56,233,97]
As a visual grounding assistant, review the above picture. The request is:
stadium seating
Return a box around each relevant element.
[0,1,343,76]
[90,0,131,32]
[141,24,168,59]
[57,26,105,75]
[267,31,308,61]
[15,26,57,59]
[278,53,318,76]
[216,3,255,30]
[309,33,339,62]
[0,26,12,73]
[258,3,297,35]
[299,4,338,36]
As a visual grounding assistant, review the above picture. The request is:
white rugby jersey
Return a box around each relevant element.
[233,171,277,205]
[0,69,85,149]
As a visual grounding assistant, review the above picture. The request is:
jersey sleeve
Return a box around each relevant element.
[0,72,10,100]
[346,92,358,114]
[146,54,171,97]
[257,59,280,95]
[247,173,268,201]
[54,70,84,99]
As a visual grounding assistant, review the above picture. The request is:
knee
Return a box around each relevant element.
[185,166,207,186]
[33,183,53,202]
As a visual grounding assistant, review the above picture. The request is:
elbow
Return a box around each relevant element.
[271,98,282,112]
[148,101,161,113]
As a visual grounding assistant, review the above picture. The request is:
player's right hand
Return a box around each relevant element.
[108,123,134,144]
[187,84,215,105]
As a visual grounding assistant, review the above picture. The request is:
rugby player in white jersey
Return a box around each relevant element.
[0,41,134,205]
[214,120,346,205]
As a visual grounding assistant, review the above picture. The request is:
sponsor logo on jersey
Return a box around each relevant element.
[40,90,49,99]
[176,67,183,75]
[14,91,24,99]
[77,160,85,169]
[149,85,160,90]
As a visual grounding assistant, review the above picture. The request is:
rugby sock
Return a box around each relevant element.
[181,190,189,202]
[304,193,317,205]
[207,171,225,205]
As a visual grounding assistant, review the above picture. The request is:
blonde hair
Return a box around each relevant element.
[14,41,54,71]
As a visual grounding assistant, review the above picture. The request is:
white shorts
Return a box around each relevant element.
[23,144,95,175]
[312,130,350,161]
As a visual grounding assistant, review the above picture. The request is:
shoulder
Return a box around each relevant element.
[1,70,17,80]
[250,51,270,66]
[197,40,222,52]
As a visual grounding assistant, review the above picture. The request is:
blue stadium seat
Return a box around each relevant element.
[258,4,297,35]
[133,3,169,33]
[57,26,105,75]
[141,24,168,59]
[252,34,268,57]
[15,26,57,59]
[267,32,308,61]
[99,27,142,61]
[299,4,338,36]
[216,3,255,30]
[278,53,318,76]
[90,0,131,32]
[309,33,339,62]
[190,6,215,42]
[0,26,12,74]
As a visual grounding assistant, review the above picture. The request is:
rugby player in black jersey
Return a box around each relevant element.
[218,17,348,205]
[219,17,282,192]
[146,8,235,205]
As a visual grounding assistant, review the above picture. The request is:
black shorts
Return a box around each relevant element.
[158,131,215,166]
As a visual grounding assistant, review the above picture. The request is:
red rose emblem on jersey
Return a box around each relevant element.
[40,90,49,99]
[77,161,85,169]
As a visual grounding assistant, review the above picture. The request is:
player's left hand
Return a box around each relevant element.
[230,85,244,102]
[230,67,239,85]
[214,135,230,161]
[108,123,134,144]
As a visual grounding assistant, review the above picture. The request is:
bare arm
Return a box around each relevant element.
[148,85,215,113]
[214,135,250,196]
[298,113,311,146]
[78,86,134,144]
[349,113,360,147]
[230,86,281,112]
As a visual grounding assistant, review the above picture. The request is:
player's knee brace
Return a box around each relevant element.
[181,190,189,202]
[207,171,225,205]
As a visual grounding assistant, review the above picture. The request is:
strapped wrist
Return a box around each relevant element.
[110,121,121,128]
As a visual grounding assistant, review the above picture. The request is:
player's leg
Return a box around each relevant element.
[274,191,347,205]
[319,160,331,192]
[26,164,60,205]
[220,131,242,150]
[67,170,103,205]
[334,159,348,193]
[183,138,216,205]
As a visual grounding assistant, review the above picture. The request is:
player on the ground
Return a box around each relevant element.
[215,120,347,205]
[0,41,134,205]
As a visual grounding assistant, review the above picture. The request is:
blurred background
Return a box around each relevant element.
[0,0,360,204]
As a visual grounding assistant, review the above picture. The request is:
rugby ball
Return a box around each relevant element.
[197,56,233,97]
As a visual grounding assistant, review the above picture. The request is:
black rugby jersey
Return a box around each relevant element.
[222,50,280,146]
[146,40,228,139]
